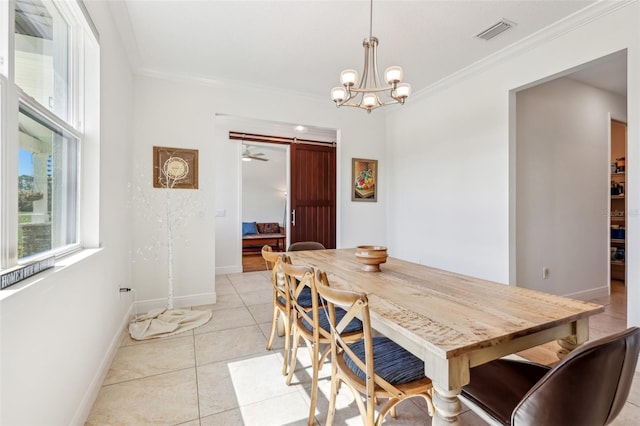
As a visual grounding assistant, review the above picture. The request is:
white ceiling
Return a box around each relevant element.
[110,0,627,100]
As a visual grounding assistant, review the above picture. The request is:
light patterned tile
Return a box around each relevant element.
[195,306,256,334]
[624,372,640,406]
[227,271,269,286]
[233,276,272,295]
[200,409,245,426]
[247,301,274,324]
[208,293,245,311]
[611,401,640,426]
[259,321,286,351]
[238,391,318,426]
[176,419,200,426]
[197,361,241,417]
[86,368,199,425]
[215,275,232,285]
[195,325,267,365]
[225,351,301,406]
[238,289,273,306]
[105,335,195,385]
[215,279,238,296]
[458,409,490,425]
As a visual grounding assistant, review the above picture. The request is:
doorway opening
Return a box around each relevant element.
[241,141,288,271]
[609,118,626,301]
[216,115,338,273]
[512,50,627,331]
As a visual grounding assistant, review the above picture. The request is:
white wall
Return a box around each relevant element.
[385,0,639,316]
[133,75,387,287]
[516,77,626,298]
[242,144,287,225]
[0,2,134,424]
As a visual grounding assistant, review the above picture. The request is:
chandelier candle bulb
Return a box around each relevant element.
[331,87,347,102]
[395,83,412,99]
[340,69,358,86]
[363,93,377,107]
[385,66,404,84]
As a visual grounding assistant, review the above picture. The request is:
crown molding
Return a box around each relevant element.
[411,0,637,101]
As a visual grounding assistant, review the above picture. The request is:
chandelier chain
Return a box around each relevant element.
[369,0,373,40]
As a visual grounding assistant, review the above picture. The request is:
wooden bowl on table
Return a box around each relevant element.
[355,245,388,272]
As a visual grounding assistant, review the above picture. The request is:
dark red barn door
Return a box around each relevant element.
[290,143,336,249]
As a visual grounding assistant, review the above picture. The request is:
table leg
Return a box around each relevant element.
[556,334,578,359]
[432,385,462,425]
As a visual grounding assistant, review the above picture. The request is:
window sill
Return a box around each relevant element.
[0,248,103,303]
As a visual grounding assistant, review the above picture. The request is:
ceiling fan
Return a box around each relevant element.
[242,144,268,161]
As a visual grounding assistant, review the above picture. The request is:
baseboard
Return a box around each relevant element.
[564,285,609,301]
[216,265,242,275]
[70,302,134,425]
[135,292,217,313]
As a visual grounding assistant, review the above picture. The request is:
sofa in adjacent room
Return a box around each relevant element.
[242,222,285,253]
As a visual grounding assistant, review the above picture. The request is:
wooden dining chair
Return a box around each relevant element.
[461,327,640,426]
[280,262,363,426]
[261,244,278,271]
[261,245,294,375]
[287,241,326,251]
[314,269,434,426]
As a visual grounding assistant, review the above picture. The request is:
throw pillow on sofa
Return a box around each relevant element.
[242,222,258,235]
[257,222,280,234]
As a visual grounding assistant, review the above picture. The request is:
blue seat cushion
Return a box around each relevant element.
[344,336,425,385]
[277,286,312,308]
[302,306,363,334]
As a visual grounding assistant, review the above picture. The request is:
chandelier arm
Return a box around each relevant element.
[349,85,393,93]
[370,37,383,88]
[340,96,402,109]
[358,40,371,89]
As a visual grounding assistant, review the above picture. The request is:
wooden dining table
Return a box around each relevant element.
[287,248,605,425]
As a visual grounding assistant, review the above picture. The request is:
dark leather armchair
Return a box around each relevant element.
[461,327,640,426]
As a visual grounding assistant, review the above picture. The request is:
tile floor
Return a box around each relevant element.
[86,274,640,425]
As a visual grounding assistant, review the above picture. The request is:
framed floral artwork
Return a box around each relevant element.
[352,158,377,202]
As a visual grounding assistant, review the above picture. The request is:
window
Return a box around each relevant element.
[14,0,70,121]
[1,0,98,272]
[18,105,78,259]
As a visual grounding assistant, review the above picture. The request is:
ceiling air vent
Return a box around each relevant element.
[476,19,514,41]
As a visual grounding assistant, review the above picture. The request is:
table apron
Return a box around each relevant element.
[423,318,589,390]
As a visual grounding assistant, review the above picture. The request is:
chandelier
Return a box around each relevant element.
[330,0,411,113]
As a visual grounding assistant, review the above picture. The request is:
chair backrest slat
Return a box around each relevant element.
[280,261,323,339]
[261,245,290,302]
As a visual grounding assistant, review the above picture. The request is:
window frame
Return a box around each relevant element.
[1,0,98,272]
[17,96,82,261]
